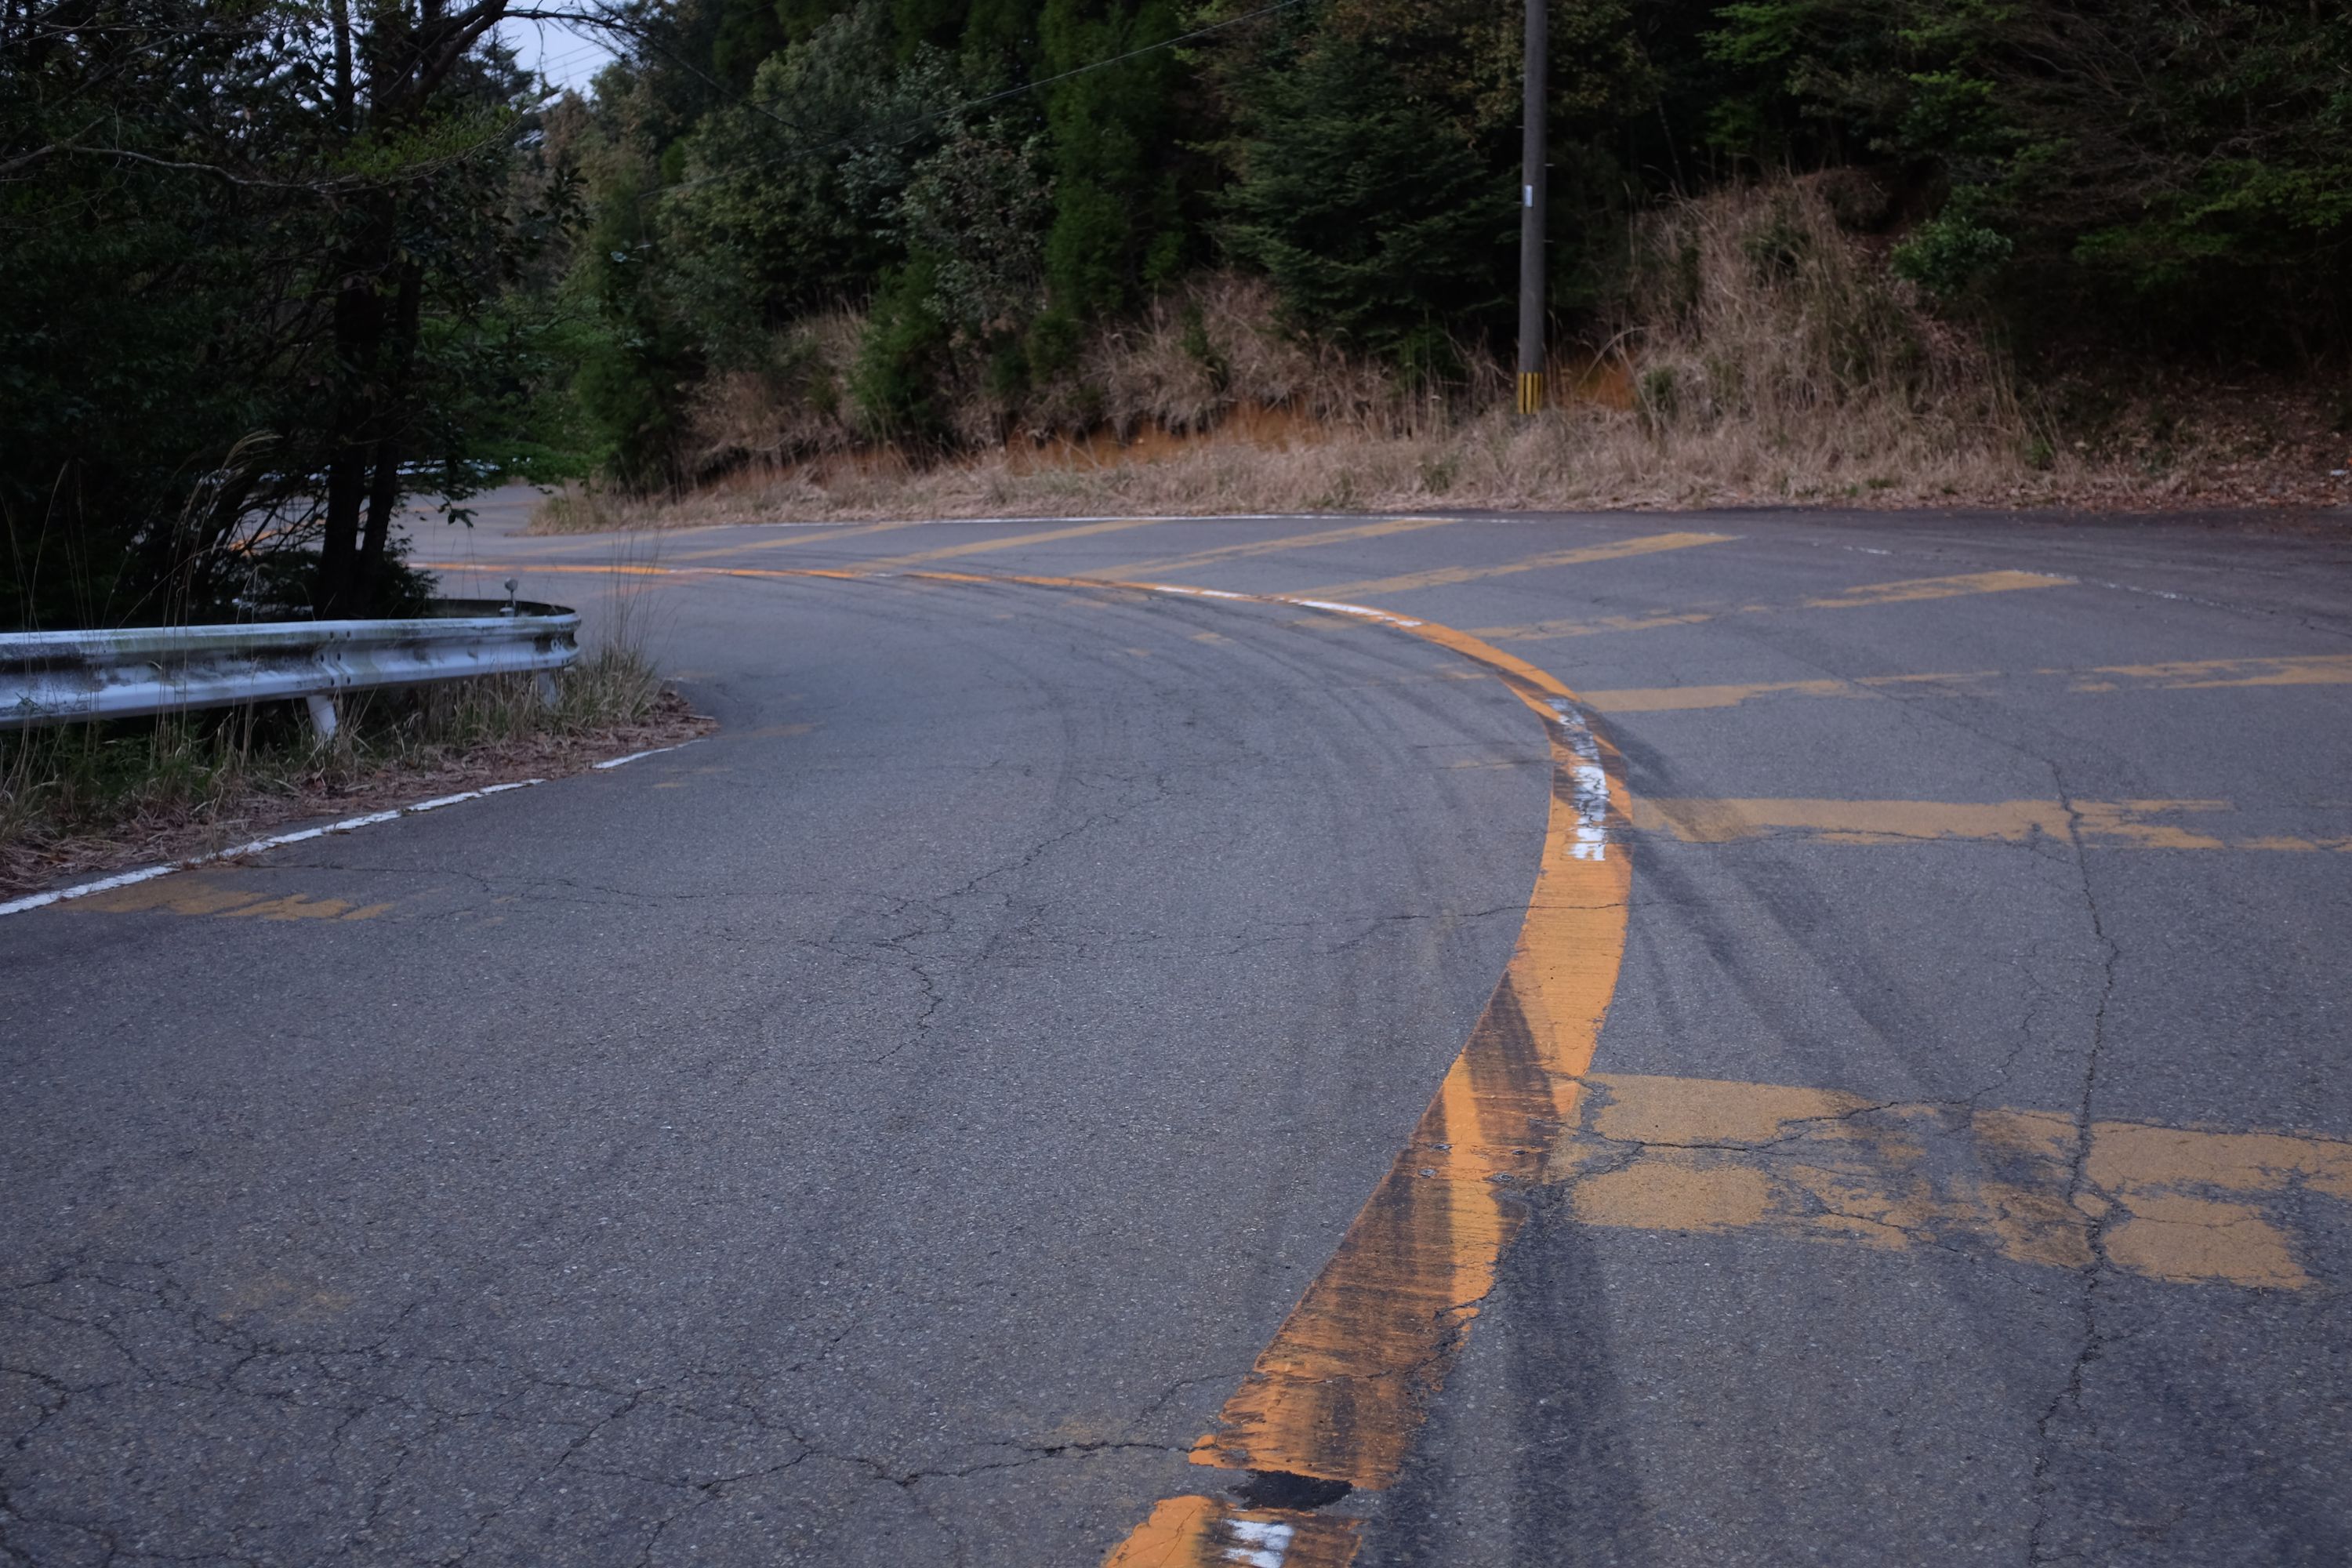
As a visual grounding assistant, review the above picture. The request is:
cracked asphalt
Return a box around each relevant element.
[6,502,2350,1565]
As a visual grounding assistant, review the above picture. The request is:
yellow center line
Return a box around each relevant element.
[1475,568,2071,643]
[1091,515,1463,579]
[1086,591,1632,1559]
[1559,1073,2352,1290]
[1627,797,2349,851]
[1299,530,1735,600]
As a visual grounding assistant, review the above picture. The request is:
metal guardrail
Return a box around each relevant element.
[0,598,579,735]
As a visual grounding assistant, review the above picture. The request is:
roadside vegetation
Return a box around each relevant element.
[0,568,710,897]
[531,0,2350,521]
[5,0,2348,602]
[0,642,709,897]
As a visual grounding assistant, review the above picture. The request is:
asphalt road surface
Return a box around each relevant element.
[5,503,2349,1567]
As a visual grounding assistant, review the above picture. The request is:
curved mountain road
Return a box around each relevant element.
[4,505,2348,1566]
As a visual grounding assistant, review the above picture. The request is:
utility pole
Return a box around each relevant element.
[1516,0,1547,416]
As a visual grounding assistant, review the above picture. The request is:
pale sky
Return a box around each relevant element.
[497,16,618,93]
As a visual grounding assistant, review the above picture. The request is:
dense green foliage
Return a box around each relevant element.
[1218,40,1506,365]
[1711,0,2352,349]
[556,0,2349,477]
[0,1,575,629]
[2,0,2346,626]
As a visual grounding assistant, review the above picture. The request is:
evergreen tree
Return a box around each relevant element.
[1030,0,1187,364]
[1220,40,1508,364]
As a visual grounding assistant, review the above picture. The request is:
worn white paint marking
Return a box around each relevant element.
[1142,583,1253,601]
[0,780,543,920]
[1224,1518,1294,1567]
[1282,597,1427,628]
[1549,699,1611,861]
[593,739,704,770]
[405,782,539,814]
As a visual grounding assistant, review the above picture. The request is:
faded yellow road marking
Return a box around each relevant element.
[1584,652,2352,713]
[2070,652,2352,691]
[1302,530,1733,600]
[1629,797,2350,851]
[1480,610,1718,641]
[1103,1496,1360,1568]
[1094,516,1461,579]
[1475,568,2069,642]
[67,874,391,921]
[1588,677,1886,712]
[1559,1073,2352,1290]
[1807,569,2065,607]
[415,562,879,601]
[855,517,1171,569]
[669,518,943,562]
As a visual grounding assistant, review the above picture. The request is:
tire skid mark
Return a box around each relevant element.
[423,557,1637,1566]
[1134,578,1632,1555]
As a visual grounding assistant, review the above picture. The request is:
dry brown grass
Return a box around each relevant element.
[684,308,868,477]
[530,181,2352,534]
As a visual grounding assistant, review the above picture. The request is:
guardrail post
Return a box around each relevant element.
[304,694,340,739]
[533,670,559,710]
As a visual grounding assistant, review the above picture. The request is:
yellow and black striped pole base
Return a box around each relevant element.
[1516,370,1545,415]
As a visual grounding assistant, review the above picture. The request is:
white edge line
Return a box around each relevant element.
[593,739,702,770]
[0,777,562,920]
[9,572,1450,920]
